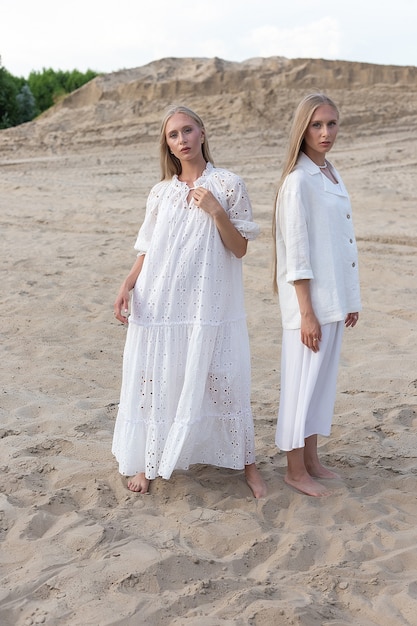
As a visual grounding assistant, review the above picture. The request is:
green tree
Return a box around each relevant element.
[64,68,97,93]
[0,61,99,127]
[16,84,36,123]
[0,64,19,128]
[28,68,62,111]
[28,67,99,113]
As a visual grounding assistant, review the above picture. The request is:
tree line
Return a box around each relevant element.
[0,58,99,129]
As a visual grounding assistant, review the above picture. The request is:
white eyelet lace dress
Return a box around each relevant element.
[111,163,260,480]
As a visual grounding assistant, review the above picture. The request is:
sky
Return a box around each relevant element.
[1,0,416,78]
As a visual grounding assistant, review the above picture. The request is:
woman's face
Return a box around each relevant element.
[165,113,205,162]
[303,104,339,164]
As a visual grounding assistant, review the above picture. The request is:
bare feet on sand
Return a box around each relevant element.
[285,442,338,497]
[126,467,267,498]
[284,471,332,497]
[127,472,150,494]
[245,463,267,498]
[285,461,340,497]
[306,461,339,480]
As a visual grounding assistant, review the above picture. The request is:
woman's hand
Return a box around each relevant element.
[192,187,220,217]
[294,279,321,352]
[192,187,248,258]
[113,255,145,325]
[345,312,359,327]
[114,285,130,324]
[300,311,322,353]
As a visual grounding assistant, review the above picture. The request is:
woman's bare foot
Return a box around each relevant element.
[284,472,332,497]
[245,463,267,498]
[306,461,339,480]
[303,435,339,479]
[127,472,150,494]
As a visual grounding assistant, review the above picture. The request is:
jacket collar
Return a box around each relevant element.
[297,151,348,197]
[297,151,324,175]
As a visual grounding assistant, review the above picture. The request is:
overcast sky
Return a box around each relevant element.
[1,0,416,77]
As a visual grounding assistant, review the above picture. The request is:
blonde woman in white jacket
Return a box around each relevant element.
[273,93,361,497]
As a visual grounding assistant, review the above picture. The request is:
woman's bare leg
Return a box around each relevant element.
[304,435,339,479]
[245,463,267,498]
[285,445,331,497]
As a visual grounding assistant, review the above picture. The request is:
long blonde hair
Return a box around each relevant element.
[159,105,215,180]
[272,93,339,291]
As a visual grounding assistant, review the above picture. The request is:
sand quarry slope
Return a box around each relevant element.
[1,56,417,625]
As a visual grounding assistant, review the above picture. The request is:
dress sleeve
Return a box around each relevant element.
[278,175,314,284]
[224,174,260,240]
[133,181,169,255]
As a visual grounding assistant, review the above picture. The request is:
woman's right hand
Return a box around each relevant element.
[114,285,130,324]
[113,255,145,325]
[294,279,321,352]
[300,312,322,353]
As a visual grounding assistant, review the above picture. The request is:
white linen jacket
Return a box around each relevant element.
[275,152,362,329]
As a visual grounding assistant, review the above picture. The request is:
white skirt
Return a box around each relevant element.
[275,321,344,451]
[112,319,256,479]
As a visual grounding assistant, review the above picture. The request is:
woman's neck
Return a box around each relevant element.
[302,148,328,168]
[179,158,207,184]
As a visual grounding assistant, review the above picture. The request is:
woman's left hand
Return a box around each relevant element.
[192,187,220,216]
[192,186,248,258]
[345,312,359,327]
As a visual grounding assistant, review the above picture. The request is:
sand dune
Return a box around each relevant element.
[0,56,416,625]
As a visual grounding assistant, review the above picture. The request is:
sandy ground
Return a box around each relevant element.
[0,57,417,625]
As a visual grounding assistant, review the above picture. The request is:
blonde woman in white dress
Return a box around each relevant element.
[273,93,361,497]
[112,105,266,498]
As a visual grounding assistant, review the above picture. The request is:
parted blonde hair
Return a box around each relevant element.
[159,105,214,180]
[272,93,339,292]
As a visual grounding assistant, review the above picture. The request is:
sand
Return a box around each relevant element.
[0,56,416,625]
